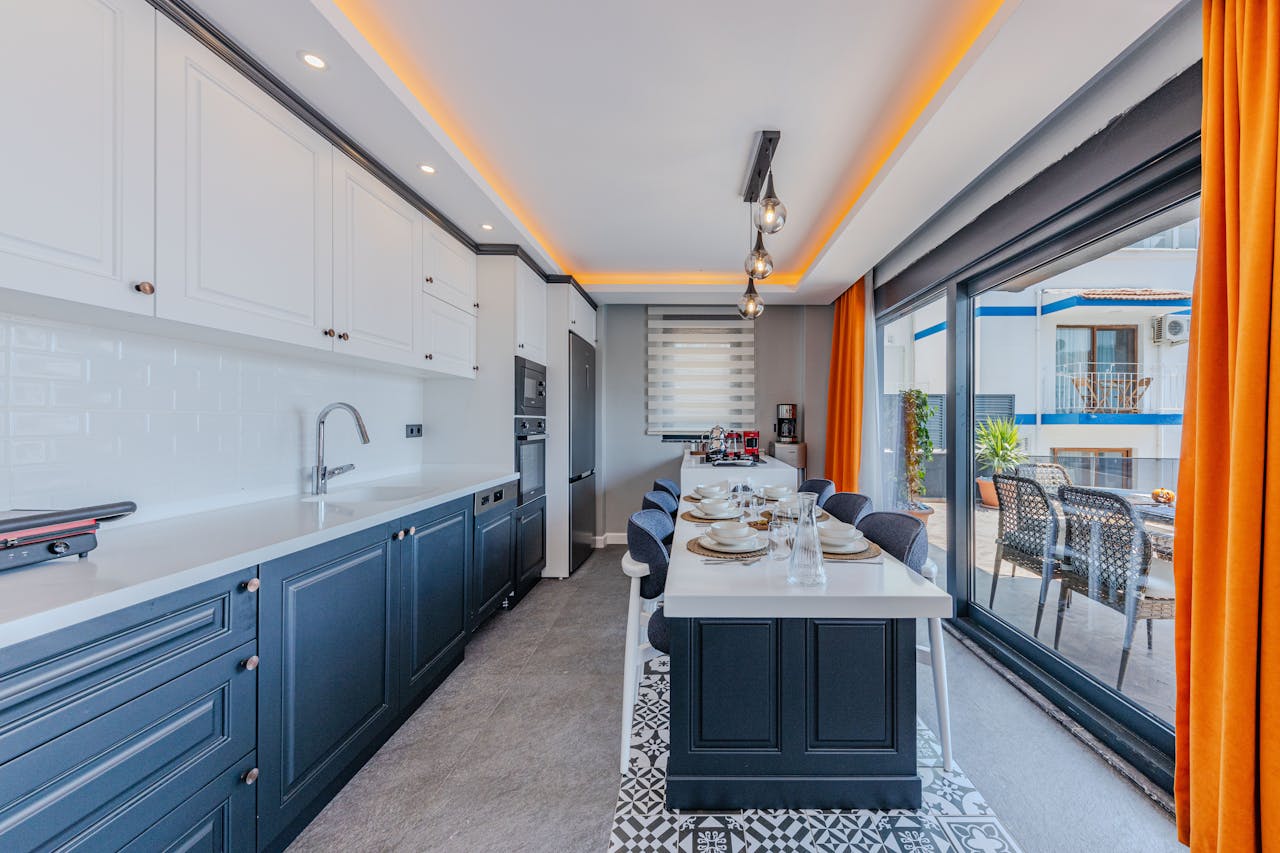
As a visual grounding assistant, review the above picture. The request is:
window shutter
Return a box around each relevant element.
[646,306,756,436]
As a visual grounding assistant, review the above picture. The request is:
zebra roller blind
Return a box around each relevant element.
[646,306,756,436]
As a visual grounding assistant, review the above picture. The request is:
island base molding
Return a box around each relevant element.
[664,774,922,812]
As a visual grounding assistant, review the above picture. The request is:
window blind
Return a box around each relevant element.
[646,306,756,436]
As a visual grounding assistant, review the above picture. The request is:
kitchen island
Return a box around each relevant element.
[678,449,799,496]
[663,511,952,810]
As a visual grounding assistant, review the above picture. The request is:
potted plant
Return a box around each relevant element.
[899,389,937,525]
[974,417,1027,508]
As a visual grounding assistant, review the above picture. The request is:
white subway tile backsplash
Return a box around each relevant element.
[0,312,427,522]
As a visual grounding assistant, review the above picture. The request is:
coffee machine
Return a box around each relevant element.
[776,403,798,444]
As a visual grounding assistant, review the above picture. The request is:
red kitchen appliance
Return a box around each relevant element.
[0,502,136,573]
[743,430,761,458]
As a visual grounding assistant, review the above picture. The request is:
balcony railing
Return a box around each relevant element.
[1054,363,1185,414]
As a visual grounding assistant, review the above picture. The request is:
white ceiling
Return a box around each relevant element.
[185,0,1187,304]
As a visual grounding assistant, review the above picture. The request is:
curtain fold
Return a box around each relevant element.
[825,277,867,492]
[1175,1,1279,849]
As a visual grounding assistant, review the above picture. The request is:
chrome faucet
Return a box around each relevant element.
[313,402,371,495]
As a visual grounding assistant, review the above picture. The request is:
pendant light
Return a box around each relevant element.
[753,171,787,234]
[738,277,765,320]
[744,231,773,279]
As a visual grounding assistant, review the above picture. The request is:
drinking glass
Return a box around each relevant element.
[768,517,793,560]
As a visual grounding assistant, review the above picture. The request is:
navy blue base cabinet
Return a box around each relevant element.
[399,498,470,710]
[666,617,920,811]
[470,503,516,632]
[512,496,547,606]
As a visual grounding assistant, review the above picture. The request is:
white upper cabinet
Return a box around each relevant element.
[332,153,421,367]
[155,17,334,350]
[420,296,476,378]
[423,222,477,314]
[515,262,548,364]
[569,287,596,345]
[0,0,156,314]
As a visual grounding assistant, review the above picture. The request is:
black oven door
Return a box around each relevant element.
[515,434,546,504]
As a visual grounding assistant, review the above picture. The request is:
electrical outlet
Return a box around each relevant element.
[405,424,423,438]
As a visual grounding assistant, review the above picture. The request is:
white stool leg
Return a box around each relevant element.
[928,616,953,772]
[620,577,641,775]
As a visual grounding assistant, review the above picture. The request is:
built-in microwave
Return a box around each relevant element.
[515,357,547,417]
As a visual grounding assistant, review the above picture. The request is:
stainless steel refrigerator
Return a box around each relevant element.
[568,332,596,573]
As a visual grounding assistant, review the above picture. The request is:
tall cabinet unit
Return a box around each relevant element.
[515,262,549,364]
[155,16,335,351]
[0,0,156,315]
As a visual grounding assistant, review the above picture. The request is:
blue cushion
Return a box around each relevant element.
[825,492,871,525]
[628,509,672,599]
[856,511,927,572]
[798,478,836,508]
[641,490,678,519]
[653,478,681,500]
[647,606,670,654]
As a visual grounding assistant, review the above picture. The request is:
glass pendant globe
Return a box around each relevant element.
[738,281,765,320]
[754,197,787,234]
[743,233,773,278]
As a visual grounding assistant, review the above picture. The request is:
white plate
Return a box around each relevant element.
[695,484,730,498]
[691,507,740,520]
[821,539,869,554]
[699,534,765,553]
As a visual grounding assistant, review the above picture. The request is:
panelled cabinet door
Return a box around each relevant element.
[155,17,334,350]
[333,153,421,367]
[570,289,596,344]
[422,222,477,315]
[470,510,515,632]
[420,296,476,378]
[515,263,548,363]
[399,506,469,707]
[0,0,156,314]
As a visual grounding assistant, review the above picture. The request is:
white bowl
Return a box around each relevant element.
[818,520,859,543]
[709,521,753,543]
[696,483,729,498]
[699,498,734,516]
[763,485,793,499]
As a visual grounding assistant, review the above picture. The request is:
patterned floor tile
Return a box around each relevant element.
[610,668,1021,853]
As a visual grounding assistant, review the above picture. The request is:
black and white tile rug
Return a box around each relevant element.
[611,658,1022,853]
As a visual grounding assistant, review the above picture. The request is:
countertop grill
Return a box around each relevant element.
[0,502,136,573]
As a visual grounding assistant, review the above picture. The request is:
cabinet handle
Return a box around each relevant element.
[338,332,350,341]
[134,281,155,295]
[424,276,434,283]
[425,353,434,360]
[323,328,336,337]
[242,767,260,785]
[240,578,260,593]
[241,655,260,671]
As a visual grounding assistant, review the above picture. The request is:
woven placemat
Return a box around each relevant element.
[821,542,882,562]
[761,508,831,522]
[685,537,767,560]
[682,494,704,503]
[680,509,742,524]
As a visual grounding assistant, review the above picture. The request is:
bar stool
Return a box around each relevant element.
[620,509,673,774]
[825,492,872,525]
[653,478,681,501]
[641,489,678,521]
[857,511,953,771]
[798,478,836,508]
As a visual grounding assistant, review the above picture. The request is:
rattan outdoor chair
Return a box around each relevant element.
[1058,486,1175,690]
[1014,462,1072,493]
[991,474,1065,638]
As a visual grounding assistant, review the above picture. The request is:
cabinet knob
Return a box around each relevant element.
[134,281,155,295]
[424,276,434,283]
[408,526,416,536]
[518,343,524,349]
[242,767,260,785]
[338,332,350,341]
[241,655,260,671]
[425,353,433,360]
[394,529,405,540]
[473,365,479,372]
[240,578,260,593]
[473,302,480,309]
[323,328,336,337]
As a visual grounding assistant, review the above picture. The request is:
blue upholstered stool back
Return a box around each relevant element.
[798,478,836,508]
[641,489,678,519]
[825,492,871,526]
[857,511,928,573]
[653,478,681,501]
[628,509,673,599]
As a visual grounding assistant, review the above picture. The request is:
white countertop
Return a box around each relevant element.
[680,451,799,493]
[680,451,795,474]
[663,513,952,619]
[0,465,516,649]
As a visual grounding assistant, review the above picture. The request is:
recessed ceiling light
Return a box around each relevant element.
[299,51,327,70]
[481,223,494,231]
[418,164,436,174]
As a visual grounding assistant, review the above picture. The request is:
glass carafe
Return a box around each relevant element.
[786,492,826,586]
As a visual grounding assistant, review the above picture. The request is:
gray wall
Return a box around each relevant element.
[599,303,834,535]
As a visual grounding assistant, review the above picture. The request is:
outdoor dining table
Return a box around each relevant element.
[1079,486,1176,558]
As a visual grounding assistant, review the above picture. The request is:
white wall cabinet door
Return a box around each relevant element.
[155,17,334,351]
[332,154,421,368]
[569,288,596,345]
[0,0,156,315]
[515,263,548,364]
[422,222,477,315]
[420,296,476,379]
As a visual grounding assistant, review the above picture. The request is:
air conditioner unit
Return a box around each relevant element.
[1152,313,1190,344]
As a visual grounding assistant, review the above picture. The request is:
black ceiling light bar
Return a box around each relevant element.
[742,130,781,203]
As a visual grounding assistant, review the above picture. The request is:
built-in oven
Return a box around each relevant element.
[515,357,547,418]
[515,417,547,505]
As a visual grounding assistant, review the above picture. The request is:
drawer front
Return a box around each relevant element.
[120,753,258,853]
[0,641,257,852]
[0,568,258,765]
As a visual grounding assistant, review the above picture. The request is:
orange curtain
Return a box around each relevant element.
[1175,2,1280,849]
[825,277,867,492]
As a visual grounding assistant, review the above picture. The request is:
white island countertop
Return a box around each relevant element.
[664,514,952,620]
[0,465,516,649]
[679,451,799,494]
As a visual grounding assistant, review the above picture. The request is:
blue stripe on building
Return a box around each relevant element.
[912,321,947,341]
[1034,413,1184,425]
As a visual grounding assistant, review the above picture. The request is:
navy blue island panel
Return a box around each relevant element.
[666,616,920,811]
